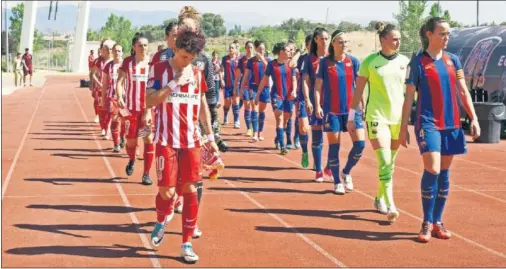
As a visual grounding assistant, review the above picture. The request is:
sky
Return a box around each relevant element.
[2,0,506,26]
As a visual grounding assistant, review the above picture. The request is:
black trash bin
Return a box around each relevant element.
[473,102,505,143]
[80,79,89,88]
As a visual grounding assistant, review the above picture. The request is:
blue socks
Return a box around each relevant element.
[311,129,323,172]
[299,134,308,153]
[294,117,300,143]
[223,107,230,123]
[232,104,240,124]
[276,128,285,148]
[244,110,251,130]
[252,111,259,133]
[421,170,439,223]
[328,143,341,184]
[342,140,365,175]
[285,118,292,145]
[259,112,266,133]
[433,169,450,223]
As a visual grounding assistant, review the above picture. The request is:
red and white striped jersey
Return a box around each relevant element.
[148,61,208,149]
[120,56,150,112]
[103,60,123,99]
[94,57,109,92]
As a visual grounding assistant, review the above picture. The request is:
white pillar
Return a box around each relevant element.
[19,1,38,53]
[71,1,90,73]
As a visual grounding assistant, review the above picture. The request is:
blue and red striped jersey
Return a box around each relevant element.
[265,60,296,100]
[246,56,271,90]
[221,55,237,88]
[238,55,250,88]
[296,54,308,102]
[301,53,325,105]
[406,51,463,130]
[316,55,360,115]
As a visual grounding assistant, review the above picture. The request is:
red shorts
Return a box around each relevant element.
[156,144,203,187]
[23,67,33,76]
[123,111,143,139]
[106,98,119,116]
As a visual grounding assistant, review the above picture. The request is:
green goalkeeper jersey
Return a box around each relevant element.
[359,52,410,124]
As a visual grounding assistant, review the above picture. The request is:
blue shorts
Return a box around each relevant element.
[415,127,467,156]
[323,112,363,133]
[297,101,308,118]
[224,86,234,98]
[310,113,323,126]
[271,97,294,113]
[250,88,271,103]
[242,89,251,101]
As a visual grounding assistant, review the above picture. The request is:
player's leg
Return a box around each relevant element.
[341,114,366,191]
[243,90,252,136]
[124,113,139,176]
[416,128,442,243]
[251,90,260,141]
[232,87,241,129]
[281,100,294,154]
[272,98,285,154]
[368,122,396,220]
[110,99,121,152]
[151,145,177,247]
[285,106,294,149]
[298,101,310,168]
[179,147,203,263]
[431,128,466,240]
[311,112,325,182]
[223,87,233,125]
[258,89,270,141]
[323,113,345,194]
[141,110,155,186]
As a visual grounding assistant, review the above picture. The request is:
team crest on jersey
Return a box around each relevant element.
[345,62,352,67]
[446,60,454,66]
[194,61,205,71]
[146,78,155,88]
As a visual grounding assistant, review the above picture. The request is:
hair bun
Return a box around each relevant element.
[375,21,385,33]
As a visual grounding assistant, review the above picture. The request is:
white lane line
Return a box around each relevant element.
[73,89,161,268]
[2,85,47,199]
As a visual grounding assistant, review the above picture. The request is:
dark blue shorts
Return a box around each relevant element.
[415,127,467,156]
[224,86,234,98]
[323,112,363,133]
[310,113,323,126]
[242,89,251,101]
[297,101,308,118]
[271,97,294,113]
[250,88,271,103]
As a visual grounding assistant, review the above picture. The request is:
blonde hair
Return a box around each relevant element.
[178,6,201,28]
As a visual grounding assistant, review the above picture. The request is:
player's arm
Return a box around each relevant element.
[101,70,109,106]
[241,69,250,90]
[92,66,102,88]
[234,67,242,92]
[116,69,126,107]
[456,71,481,139]
[314,77,324,118]
[399,84,416,146]
[348,76,368,117]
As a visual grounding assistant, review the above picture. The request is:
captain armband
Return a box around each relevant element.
[456,70,464,80]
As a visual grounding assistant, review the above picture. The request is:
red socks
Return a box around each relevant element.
[143,143,155,175]
[182,192,199,243]
[155,193,174,223]
[111,120,120,145]
[120,119,126,137]
[126,146,136,161]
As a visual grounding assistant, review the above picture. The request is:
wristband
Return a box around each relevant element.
[167,80,177,90]
[206,134,215,142]
[347,109,356,121]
